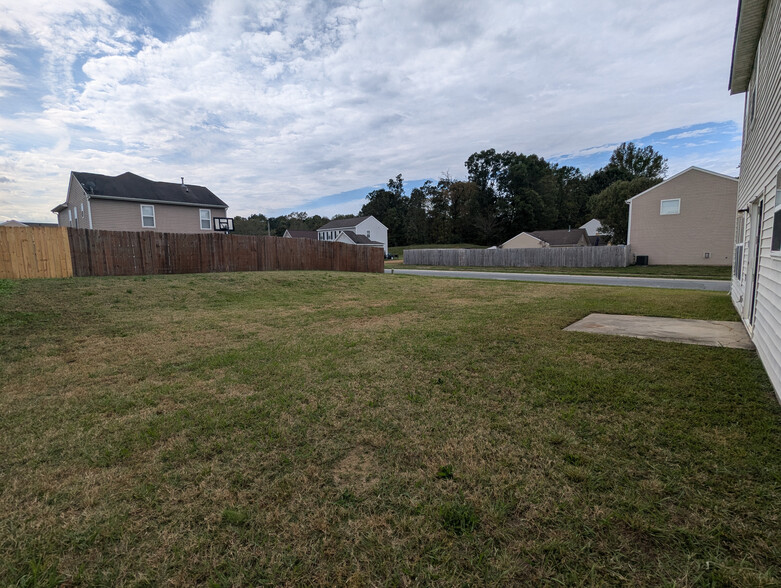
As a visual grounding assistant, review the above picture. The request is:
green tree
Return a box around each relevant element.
[405,183,429,245]
[360,174,409,247]
[607,142,668,179]
[589,177,661,244]
[233,214,269,236]
[466,150,562,243]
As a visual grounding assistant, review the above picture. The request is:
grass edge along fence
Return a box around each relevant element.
[403,245,632,268]
[0,226,383,278]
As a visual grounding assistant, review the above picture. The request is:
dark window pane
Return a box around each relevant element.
[772,209,781,251]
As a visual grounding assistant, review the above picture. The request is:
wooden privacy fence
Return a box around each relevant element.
[67,229,384,276]
[0,226,73,278]
[404,246,632,268]
[0,226,383,278]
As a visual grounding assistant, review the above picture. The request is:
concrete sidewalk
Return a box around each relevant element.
[564,313,753,349]
[385,268,730,291]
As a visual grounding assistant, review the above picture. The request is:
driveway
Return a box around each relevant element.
[385,268,731,291]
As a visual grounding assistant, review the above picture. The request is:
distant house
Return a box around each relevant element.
[283,229,318,239]
[626,167,738,265]
[52,171,229,233]
[0,220,27,227]
[317,216,388,253]
[501,228,591,249]
[579,219,605,236]
[728,0,781,401]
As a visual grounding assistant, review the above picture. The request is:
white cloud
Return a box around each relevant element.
[666,127,716,140]
[0,0,745,221]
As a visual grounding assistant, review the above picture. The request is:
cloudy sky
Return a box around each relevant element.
[0,0,744,222]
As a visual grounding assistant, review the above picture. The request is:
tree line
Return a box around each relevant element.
[233,142,667,246]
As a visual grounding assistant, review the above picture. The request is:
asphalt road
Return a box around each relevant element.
[385,268,731,291]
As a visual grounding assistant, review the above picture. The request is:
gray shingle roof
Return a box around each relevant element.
[529,229,589,246]
[341,230,382,245]
[72,171,227,208]
[318,216,370,230]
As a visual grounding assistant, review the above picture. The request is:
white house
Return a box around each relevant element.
[317,216,388,253]
[579,219,605,237]
[729,0,781,402]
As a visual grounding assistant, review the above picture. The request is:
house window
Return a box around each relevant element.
[771,171,781,254]
[200,209,211,230]
[660,199,680,215]
[734,214,746,279]
[67,209,72,226]
[366,230,371,239]
[141,205,155,228]
[80,203,84,218]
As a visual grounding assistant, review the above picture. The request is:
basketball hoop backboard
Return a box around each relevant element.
[213,217,234,232]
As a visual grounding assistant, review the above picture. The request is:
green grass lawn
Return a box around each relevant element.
[1,272,779,586]
[389,263,732,280]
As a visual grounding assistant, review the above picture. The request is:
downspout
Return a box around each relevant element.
[86,193,94,229]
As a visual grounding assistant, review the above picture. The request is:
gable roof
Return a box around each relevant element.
[729,0,769,94]
[529,229,589,246]
[318,216,371,230]
[624,166,738,204]
[340,230,382,245]
[285,229,318,239]
[71,171,227,208]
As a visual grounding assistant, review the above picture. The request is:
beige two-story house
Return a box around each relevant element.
[728,0,781,402]
[52,171,229,233]
[626,167,738,265]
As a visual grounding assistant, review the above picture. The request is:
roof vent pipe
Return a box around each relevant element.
[181,177,185,186]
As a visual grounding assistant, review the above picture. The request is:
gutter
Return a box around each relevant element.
[88,194,229,208]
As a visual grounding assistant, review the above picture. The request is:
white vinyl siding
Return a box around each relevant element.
[141,205,155,228]
[730,0,781,402]
[199,209,211,230]
[660,199,681,215]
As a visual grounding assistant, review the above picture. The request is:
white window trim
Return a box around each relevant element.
[734,214,746,280]
[67,209,72,226]
[141,204,156,228]
[199,209,211,230]
[660,198,681,215]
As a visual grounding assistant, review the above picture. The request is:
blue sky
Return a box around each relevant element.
[0,0,745,222]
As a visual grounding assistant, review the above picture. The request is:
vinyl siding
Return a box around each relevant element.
[730,0,781,402]
[355,217,388,253]
[59,174,90,229]
[317,216,388,253]
[90,199,227,233]
[502,233,545,249]
[628,169,737,265]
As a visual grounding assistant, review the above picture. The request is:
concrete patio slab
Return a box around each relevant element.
[564,313,754,349]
